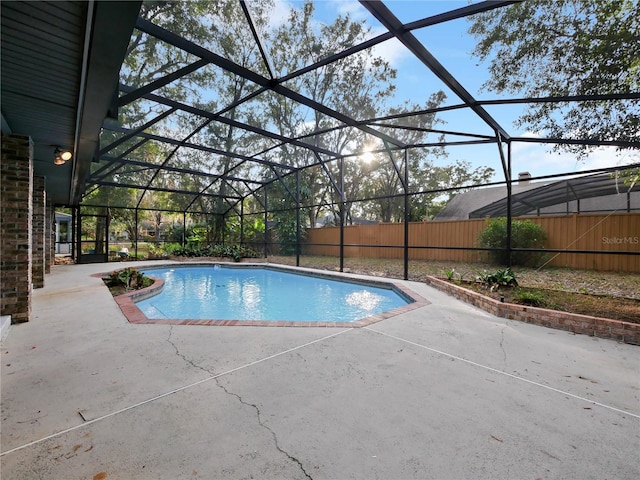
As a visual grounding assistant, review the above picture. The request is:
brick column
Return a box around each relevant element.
[1,134,33,323]
[46,203,55,272]
[32,176,46,288]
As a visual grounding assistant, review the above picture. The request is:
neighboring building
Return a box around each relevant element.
[54,211,72,254]
[435,172,640,220]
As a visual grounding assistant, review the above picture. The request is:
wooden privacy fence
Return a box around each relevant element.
[304,213,640,272]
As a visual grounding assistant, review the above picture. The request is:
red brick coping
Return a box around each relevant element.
[425,276,639,345]
[102,263,430,328]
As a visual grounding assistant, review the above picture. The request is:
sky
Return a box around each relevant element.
[265,0,638,183]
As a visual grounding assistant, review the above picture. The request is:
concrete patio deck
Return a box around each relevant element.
[1,261,638,479]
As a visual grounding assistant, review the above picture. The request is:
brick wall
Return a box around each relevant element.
[425,276,639,345]
[46,203,54,273]
[1,134,33,323]
[32,176,46,288]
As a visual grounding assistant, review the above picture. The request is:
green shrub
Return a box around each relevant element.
[107,267,151,291]
[147,243,169,259]
[186,227,208,250]
[514,289,547,307]
[478,217,547,266]
[164,243,182,254]
[476,267,518,290]
[170,244,260,261]
[443,268,456,281]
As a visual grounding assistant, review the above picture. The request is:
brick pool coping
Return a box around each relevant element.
[99,263,430,328]
[425,276,639,345]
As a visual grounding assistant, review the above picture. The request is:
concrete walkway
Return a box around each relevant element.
[1,261,638,479]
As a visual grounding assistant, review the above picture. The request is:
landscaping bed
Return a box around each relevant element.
[101,267,154,297]
[451,281,639,323]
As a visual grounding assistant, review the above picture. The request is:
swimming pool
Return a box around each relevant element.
[136,265,413,324]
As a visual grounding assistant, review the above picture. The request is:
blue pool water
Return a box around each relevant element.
[137,266,409,323]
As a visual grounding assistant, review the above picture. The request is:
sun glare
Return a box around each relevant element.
[361,144,376,163]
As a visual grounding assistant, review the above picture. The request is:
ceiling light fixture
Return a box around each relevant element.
[54,147,73,165]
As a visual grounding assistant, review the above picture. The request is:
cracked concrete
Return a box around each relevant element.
[1,260,639,479]
[167,323,313,479]
[166,325,215,376]
[499,324,508,366]
[215,378,313,480]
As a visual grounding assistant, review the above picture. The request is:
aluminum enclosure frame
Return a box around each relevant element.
[78,0,639,275]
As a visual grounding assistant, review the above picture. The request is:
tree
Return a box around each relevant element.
[411,160,495,220]
[264,175,309,255]
[86,2,221,246]
[184,0,273,243]
[89,0,498,249]
[94,1,275,245]
[260,1,398,229]
[354,96,449,223]
[469,0,639,156]
[123,1,219,109]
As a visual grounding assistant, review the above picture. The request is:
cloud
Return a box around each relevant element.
[510,133,638,178]
[370,36,411,68]
[267,0,294,29]
[327,0,369,21]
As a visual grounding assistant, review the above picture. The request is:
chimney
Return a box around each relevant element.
[518,172,531,185]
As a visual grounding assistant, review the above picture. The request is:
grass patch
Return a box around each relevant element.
[514,289,548,308]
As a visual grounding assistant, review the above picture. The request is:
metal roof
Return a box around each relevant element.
[469,172,640,218]
[435,182,545,221]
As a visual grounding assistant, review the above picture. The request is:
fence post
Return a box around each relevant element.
[340,158,345,273]
[403,149,409,280]
[72,206,77,261]
[134,208,139,259]
[240,200,244,247]
[264,185,268,259]
[496,138,512,267]
[296,170,301,267]
[182,212,186,248]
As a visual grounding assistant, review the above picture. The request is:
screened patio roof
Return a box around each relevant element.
[469,172,640,218]
[2,1,638,210]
